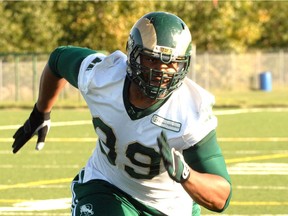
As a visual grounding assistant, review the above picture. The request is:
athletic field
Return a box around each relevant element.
[0,108,287,215]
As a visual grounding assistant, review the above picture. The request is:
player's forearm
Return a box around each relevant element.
[36,63,67,113]
[182,169,231,212]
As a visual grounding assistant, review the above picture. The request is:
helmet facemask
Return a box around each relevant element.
[127,45,190,99]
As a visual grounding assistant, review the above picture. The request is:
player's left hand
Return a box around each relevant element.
[157,130,190,183]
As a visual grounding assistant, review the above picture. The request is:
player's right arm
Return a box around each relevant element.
[12,46,96,153]
[37,46,97,112]
[36,62,67,113]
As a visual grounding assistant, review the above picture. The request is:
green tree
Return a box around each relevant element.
[0,2,22,53]
[0,1,62,53]
[1,1,288,53]
[160,1,263,52]
[252,1,288,50]
[55,1,157,52]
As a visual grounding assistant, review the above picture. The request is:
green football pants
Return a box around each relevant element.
[70,171,201,216]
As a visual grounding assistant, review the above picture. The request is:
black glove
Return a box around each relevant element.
[157,130,190,183]
[12,104,51,154]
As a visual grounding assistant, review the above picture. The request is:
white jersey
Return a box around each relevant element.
[77,50,217,216]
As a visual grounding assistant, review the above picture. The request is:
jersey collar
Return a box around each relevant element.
[123,76,169,120]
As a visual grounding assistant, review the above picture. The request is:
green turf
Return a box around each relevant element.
[1,108,288,215]
[213,88,288,108]
[1,87,288,110]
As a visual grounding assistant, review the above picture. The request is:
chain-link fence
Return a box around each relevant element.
[0,53,80,102]
[188,51,288,91]
[0,51,287,102]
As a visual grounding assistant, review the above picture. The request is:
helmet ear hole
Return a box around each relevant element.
[126,41,129,51]
[181,23,185,30]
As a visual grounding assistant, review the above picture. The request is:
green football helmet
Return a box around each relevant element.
[126,12,192,99]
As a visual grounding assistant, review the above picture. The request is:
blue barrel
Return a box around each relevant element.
[259,72,272,91]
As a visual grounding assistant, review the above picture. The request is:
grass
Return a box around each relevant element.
[212,88,288,108]
[0,106,288,215]
[1,88,288,110]
[208,110,288,215]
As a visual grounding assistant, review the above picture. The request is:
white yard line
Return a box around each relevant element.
[0,213,70,216]
[1,198,288,214]
[214,107,288,115]
[0,120,91,130]
[228,163,288,175]
[1,107,288,131]
[0,198,71,213]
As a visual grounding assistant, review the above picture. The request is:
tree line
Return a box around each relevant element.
[1,1,287,54]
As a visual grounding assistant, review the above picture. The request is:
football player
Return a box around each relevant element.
[12,12,232,216]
